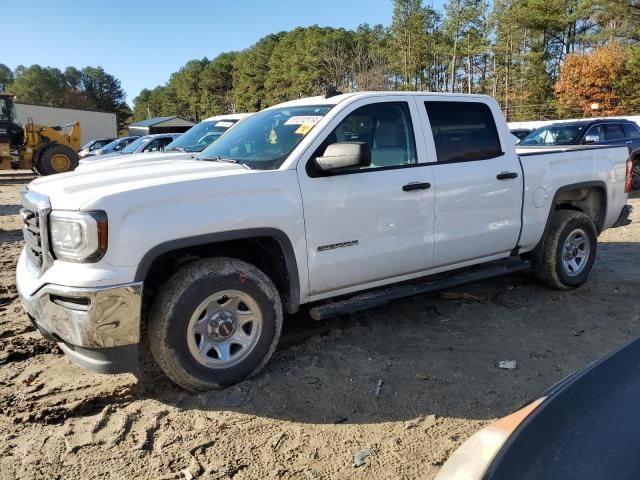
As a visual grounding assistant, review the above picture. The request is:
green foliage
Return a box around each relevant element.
[8,65,67,106]
[233,34,284,112]
[0,64,13,92]
[200,52,239,118]
[264,26,351,104]
[616,45,640,112]
[3,63,130,131]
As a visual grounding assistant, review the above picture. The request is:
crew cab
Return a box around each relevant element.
[16,92,633,391]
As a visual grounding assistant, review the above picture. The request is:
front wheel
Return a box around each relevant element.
[531,210,597,290]
[147,257,283,391]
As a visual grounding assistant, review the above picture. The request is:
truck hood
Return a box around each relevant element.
[76,151,198,170]
[28,158,248,210]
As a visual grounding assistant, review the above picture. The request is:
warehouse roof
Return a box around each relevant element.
[130,116,194,128]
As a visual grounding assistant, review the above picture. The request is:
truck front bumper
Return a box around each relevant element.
[17,270,143,374]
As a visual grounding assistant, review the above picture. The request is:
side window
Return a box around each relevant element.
[156,137,172,151]
[313,102,417,171]
[603,124,625,141]
[623,123,640,138]
[585,125,603,142]
[143,139,161,152]
[424,101,502,162]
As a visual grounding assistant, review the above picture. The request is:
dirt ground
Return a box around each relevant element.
[1,170,639,480]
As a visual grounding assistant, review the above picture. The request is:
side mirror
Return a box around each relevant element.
[583,135,600,145]
[315,142,371,172]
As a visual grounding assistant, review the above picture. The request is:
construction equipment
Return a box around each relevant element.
[0,93,81,175]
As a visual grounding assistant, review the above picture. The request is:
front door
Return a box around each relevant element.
[297,98,436,297]
[420,99,523,267]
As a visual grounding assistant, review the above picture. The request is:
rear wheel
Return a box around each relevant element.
[147,257,283,391]
[531,210,597,290]
[37,144,79,175]
[632,160,640,190]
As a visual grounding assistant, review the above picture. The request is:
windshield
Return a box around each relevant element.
[167,120,237,153]
[101,139,121,151]
[122,136,149,154]
[199,106,333,169]
[520,125,586,146]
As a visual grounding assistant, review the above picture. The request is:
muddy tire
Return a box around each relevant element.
[147,257,283,391]
[37,144,79,175]
[531,210,597,290]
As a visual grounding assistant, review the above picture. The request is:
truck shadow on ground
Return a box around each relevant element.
[138,245,640,424]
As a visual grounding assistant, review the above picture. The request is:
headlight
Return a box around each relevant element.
[435,398,545,480]
[49,211,108,262]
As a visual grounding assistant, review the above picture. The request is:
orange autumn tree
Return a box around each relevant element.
[555,44,626,117]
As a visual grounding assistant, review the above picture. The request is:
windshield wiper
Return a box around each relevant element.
[168,147,186,153]
[204,156,252,170]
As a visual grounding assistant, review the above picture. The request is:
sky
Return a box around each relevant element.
[3,0,444,105]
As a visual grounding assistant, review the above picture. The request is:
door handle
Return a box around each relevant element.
[496,172,519,180]
[402,182,431,192]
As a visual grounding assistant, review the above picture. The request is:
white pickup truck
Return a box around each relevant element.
[17,92,633,391]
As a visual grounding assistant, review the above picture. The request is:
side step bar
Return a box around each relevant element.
[309,258,531,321]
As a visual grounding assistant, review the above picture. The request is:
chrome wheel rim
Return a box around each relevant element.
[186,289,262,369]
[632,164,640,190]
[561,228,591,277]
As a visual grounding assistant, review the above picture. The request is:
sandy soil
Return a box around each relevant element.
[1,170,639,479]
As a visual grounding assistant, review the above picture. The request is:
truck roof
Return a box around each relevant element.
[272,91,495,109]
[545,118,637,128]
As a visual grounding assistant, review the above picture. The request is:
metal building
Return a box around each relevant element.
[128,117,195,137]
[14,103,118,145]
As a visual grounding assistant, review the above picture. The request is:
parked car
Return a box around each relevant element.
[82,136,140,159]
[17,92,632,391]
[78,138,115,158]
[518,119,640,189]
[75,114,252,171]
[436,336,640,480]
[78,133,181,166]
[509,128,533,141]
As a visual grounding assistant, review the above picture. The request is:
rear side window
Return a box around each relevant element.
[424,101,502,162]
[603,124,625,141]
[623,123,640,138]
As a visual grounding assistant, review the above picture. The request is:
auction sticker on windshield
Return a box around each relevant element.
[284,116,323,126]
[295,124,315,135]
[215,121,235,128]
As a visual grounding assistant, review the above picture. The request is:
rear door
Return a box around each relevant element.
[418,98,523,268]
[297,96,436,297]
[603,123,627,146]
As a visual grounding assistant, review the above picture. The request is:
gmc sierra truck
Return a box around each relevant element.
[17,92,633,391]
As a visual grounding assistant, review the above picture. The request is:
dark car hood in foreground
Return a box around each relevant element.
[485,336,640,480]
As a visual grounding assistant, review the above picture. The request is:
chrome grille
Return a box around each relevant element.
[20,189,52,277]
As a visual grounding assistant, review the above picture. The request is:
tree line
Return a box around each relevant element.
[0,64,131,131]
[133,0,640,122]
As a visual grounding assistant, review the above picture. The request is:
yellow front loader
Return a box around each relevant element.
[0,94,81,175]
